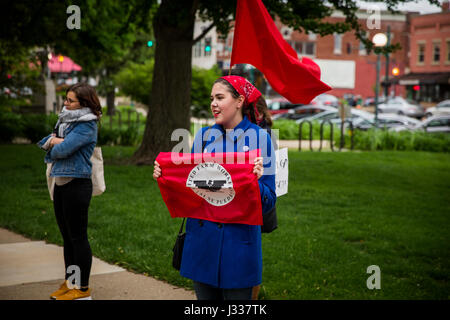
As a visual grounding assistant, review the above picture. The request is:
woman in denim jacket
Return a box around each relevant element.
[37,83,101,300]
[154,76,276,300]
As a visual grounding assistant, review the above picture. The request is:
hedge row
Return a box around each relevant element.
[0,110,142,146]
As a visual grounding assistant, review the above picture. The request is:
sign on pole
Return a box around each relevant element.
[275,148,288,197]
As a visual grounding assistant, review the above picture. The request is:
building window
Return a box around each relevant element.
[304,42,315,56]
[334,33,342,55]
[346,43,352,54]
[193,41,202,58]
[447,40,450,63]
[287,41,315,56]
[418,43,425,64]
[294,41,303,54]
[432,41,441,64]
[359,32,369,56]
[359,40,366,55]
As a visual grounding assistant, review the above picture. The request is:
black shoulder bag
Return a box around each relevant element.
[172,128,211,270]
[260,126,278,233]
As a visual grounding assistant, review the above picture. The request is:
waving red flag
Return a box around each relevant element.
[231,0,331,104]
[156,150,263,225]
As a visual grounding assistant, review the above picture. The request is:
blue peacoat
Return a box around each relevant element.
[179,116,276,289]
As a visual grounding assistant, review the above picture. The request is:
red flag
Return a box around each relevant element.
[156,150,263,225]
[230,0,331,104]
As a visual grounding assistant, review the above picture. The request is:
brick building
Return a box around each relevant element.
[397,1,450,102]
[193,4,448,103]
[281,10,410,100]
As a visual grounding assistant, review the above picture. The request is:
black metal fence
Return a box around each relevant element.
[298,120,355,152]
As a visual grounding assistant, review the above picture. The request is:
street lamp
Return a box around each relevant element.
[372,33,387,126]
[392,67,400,96]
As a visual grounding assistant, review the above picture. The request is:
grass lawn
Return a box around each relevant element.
[0,144,449,299]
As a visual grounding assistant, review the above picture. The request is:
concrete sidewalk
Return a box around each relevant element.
[0,228,195,300]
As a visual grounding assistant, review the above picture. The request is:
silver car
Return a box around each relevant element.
[425,100,450,118]
[393,115,450,133]
[419,115,450,133]
[377,97,425,119]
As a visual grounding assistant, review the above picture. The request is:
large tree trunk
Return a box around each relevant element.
[105,68,116,116]
[131,0,197,165]
[106,89,115,116]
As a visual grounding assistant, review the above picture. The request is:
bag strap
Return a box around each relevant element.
[177,127,212,234]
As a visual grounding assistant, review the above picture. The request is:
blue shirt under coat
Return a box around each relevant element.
[180,116,276,289]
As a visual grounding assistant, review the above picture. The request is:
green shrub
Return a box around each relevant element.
[0,111,22,143]
[98,127,121,146]
[344,128,450,152]
[21,114,54,143]
[273,119,339,141]
[119,126,140,146]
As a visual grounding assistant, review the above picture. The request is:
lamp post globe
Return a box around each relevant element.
[372,33,388,47]
[372,33,387,127]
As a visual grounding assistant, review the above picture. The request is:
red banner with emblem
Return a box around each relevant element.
[156,150,263,225]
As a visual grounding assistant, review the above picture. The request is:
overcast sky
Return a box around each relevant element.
[356,0,443,14]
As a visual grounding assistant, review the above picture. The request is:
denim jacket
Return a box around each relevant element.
[37,121,98,178]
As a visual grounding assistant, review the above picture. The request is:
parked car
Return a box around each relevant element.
[267,97,301,115]
[311,93,339,107]
[424,100,450,118]
[377,114,422,129]
[296,108,374,131]
[299,108,420,132]
[393,115,450,133]
[364,96,386,107]
[273,105,336,121]
[377,96,425,119]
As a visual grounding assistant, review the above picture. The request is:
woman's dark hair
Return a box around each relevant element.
[66,83,102,119]
[213,78,272,128]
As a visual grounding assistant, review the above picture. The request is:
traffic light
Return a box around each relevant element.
[147,40,153,47]
[204,38,211,53]
[413,85,420,91]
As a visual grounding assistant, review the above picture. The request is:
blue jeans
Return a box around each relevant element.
[193,281,253,300]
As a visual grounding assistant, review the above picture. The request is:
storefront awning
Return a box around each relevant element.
[395,72,450,85]
[48,55,82,73]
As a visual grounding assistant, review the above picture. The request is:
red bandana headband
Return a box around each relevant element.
[220,75,262,124]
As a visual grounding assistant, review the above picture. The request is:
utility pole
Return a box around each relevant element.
[384,25,391,98]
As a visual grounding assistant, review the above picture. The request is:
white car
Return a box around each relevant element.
[425,100,450,118]
[377,97,425,118]
[311,93,339,107]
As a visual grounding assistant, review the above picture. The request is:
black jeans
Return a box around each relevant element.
[53,178,92,287]
[193,281,253,300]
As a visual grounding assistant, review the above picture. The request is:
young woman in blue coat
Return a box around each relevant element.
[37,83,101,300]
[154,76,276,300]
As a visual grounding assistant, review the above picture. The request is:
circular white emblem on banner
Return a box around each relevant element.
[186,162,235,206]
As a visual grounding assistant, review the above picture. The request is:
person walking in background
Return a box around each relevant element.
[153,76,276,300]
[37,83,102,300]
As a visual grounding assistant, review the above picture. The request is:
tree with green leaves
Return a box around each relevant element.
[55,0,155,115]
[0,0,155,115]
